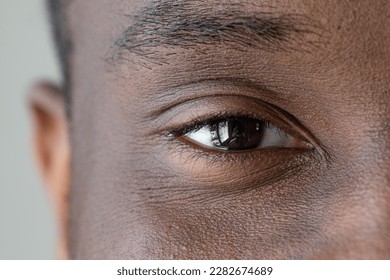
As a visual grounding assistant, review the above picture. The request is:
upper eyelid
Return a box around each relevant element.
[148,94,278,135]
[144,77,288,119]
[150,94,300,137]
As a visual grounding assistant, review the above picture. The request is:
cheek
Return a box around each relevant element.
[122,157,390,259]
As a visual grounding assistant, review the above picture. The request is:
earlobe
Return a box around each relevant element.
[28,83,70,259]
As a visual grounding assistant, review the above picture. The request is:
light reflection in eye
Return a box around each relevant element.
[184,117,303,151]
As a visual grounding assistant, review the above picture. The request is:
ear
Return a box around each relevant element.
[28,83,70,259]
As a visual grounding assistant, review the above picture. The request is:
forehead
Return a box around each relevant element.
[66,0,390,45]
[66,0,390,81]
[67,0,390,43]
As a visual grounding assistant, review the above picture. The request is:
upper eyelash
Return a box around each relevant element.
[168,113,273,137]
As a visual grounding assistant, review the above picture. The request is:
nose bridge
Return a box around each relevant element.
[373,99,390,187]
[351,87,390,185]
[371,117,390,248]
[381,127,390,188]
[352,110,390,252]
[360,114,390,189]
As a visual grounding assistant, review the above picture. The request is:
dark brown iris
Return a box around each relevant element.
[209,117,265,150]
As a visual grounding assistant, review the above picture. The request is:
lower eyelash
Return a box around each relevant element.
[162,132,314,176]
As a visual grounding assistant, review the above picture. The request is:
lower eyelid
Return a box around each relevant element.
[169,132,312,160]
[158,136,316,189]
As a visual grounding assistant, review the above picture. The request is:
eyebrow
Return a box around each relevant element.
[114,0,325,64]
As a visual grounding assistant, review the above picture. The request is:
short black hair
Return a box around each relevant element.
[47,0,72,114]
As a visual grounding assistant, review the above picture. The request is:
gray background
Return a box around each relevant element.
[0,0,59,259]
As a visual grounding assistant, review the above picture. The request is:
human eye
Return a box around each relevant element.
[148,84,320,167]
[144,85,324,192]
[179,116,308,152]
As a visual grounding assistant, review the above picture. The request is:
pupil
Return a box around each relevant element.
[210,118,264,150]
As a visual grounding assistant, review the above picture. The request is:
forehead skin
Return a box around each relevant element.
[67,0,390,259]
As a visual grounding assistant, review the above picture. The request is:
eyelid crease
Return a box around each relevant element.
[145,77,286,118]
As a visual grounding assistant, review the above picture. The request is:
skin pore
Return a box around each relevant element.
[29,0,390,259]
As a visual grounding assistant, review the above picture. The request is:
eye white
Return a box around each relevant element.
[185,120,302,151]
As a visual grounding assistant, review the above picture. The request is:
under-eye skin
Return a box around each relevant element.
[174,116,309,152]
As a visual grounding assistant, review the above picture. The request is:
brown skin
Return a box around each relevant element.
[29,0,390,259]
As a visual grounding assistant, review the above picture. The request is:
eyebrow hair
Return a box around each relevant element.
[114,0,326,64]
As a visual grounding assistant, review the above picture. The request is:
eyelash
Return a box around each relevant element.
[167,112,274,138]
